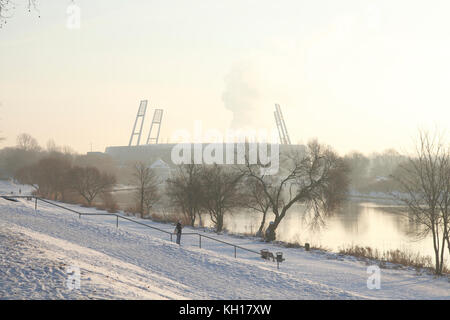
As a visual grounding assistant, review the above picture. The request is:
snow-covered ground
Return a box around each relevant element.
[0,180,448,300]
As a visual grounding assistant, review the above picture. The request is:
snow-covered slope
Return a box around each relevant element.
[0,181,448,300]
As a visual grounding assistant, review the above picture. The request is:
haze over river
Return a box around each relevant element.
[114,191,447,264]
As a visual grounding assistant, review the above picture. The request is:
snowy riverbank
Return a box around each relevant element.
[0,181,448,299]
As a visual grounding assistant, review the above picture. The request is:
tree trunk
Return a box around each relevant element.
[216,214,224,233]
[446,231,450,255]
[439,233,446,274]
[140,190,144,218]
[257,210,268,237]
[431,227,441,275]
[197,211,203,227]
[271,213,284,233]
[190,209,196,227]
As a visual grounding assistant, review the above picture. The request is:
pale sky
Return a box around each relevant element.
[1,0,449,155]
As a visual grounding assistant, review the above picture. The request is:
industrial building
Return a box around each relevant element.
[104,100,305,169]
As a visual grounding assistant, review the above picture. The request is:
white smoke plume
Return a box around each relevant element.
[222,62,263,130]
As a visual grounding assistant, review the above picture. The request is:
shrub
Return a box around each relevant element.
[96,192,119,213]
[338,245,447,274]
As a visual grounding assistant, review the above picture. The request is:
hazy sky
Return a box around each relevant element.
[1,0,449,155]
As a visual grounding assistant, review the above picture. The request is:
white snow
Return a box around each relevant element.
[0,180,449,300]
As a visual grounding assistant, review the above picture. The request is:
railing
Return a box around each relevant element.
[1,195,263,260]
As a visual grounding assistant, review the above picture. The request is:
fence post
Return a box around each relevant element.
[24,198,267,262]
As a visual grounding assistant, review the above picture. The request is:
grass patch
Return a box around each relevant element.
[149,210,191,226]
[338,245,449,275]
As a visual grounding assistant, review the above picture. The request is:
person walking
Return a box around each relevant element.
[174,220,183,245]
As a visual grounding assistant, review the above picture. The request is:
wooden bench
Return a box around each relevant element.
[260,249,275,261]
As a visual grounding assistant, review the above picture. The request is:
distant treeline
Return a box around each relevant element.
[343,149,407,193]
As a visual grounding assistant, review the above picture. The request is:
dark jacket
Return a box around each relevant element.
[175,222,182,234]
[264,225,276,242]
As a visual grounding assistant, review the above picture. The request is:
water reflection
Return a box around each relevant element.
[114,190,447,263]
[214,201,446,262]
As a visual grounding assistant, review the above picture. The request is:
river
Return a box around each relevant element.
[114,191,448,264]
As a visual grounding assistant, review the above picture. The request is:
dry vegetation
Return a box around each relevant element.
[6,132,449,276]
[339,245,449,274]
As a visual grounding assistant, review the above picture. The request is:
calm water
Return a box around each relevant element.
[114,191,447,263]
[214,201,446,261]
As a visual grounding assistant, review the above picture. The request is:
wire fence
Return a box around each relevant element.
[1,195,264,260]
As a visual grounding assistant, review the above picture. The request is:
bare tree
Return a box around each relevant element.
[15,155,71,200]
[16,133,40,152]
[240,140,349,241]
[240,176,276,237]
[46,139,61,154]
[392,130,448,274]
[166,164,203,227]
[0,145,42,177]
[62,145,77,156]
[369,149,406,179]
[69,166,116,206]
[15,164,38,190]
[199,164,244,233]
[343,151,370,189]
[143,184,159,216]
[438,154,450,255]
[132,162,160,218]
